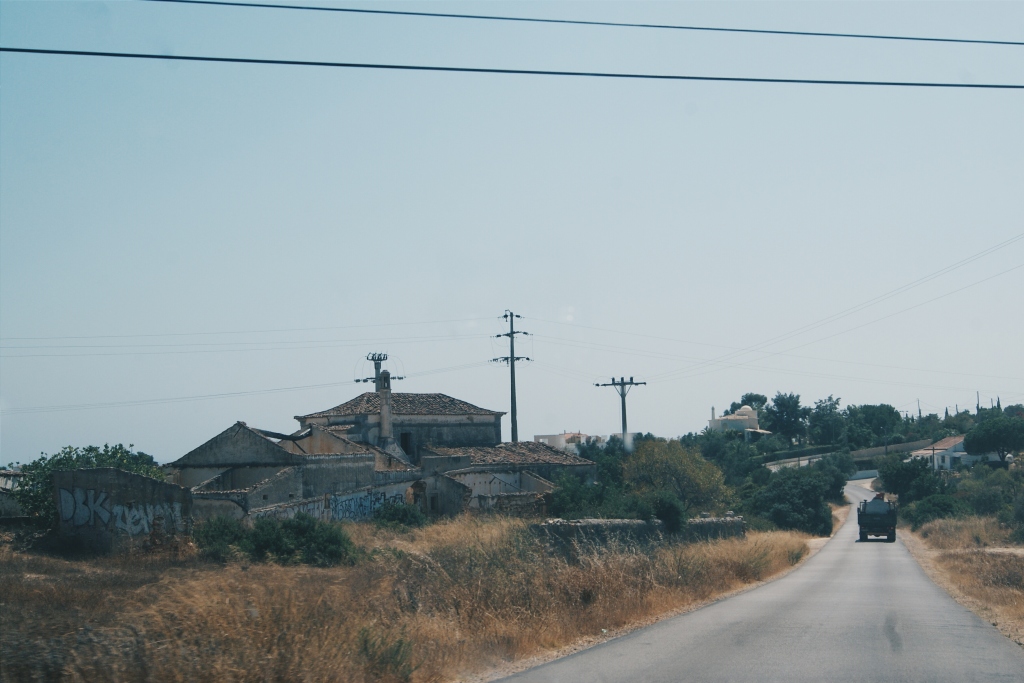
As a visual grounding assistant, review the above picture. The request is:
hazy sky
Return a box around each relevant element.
[2,1,1023,464]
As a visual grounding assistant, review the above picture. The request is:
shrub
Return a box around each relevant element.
[195,513,356,566]
[902,494,969,530]
[373,502,427,529]
[750,467,833,536]
[193,516,246,562]
[633,490,686,533]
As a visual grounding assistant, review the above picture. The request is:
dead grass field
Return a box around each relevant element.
[902,517,1024,648]
[1,518,809,682]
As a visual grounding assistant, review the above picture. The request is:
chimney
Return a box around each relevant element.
[379,370,393,443]
[711,406,716,420]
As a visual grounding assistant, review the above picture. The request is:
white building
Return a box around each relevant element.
[534,432,603,453]
[708,406,770,441]
[910,435,1002,471]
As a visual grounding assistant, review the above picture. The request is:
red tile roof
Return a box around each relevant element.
[425,442,594,466]
[298,392,504,419]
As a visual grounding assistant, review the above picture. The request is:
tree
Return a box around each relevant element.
[726,393,768,415]
[623,439,729,514]
[876,455,939,503]
[964,417,1024,463]
[762,392,810,444]
[7,444,162,526]
[750,467,833,536]
[808,395,844,446]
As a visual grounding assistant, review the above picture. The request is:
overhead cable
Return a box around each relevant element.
[141,0,1024,47]
[2,47,1023,89]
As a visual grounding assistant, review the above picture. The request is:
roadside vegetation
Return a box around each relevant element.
[1,515,810,682]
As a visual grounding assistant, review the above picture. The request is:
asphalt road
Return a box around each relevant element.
[503,483,1024,683]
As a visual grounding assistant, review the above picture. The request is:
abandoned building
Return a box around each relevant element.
[294,371,504,463]
[152,371,596,525]
[53,365,598,551]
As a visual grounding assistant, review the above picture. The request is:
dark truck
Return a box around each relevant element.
[858,494,897,543]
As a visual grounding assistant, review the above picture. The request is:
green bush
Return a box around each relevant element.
[193,516,246,562]
[373,502,427,529]
[194,513,356,566]
[903,495,969,530]
[633,490,686,533]
[750,467,833,536]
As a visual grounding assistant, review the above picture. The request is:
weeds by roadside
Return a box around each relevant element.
[1,515,809,682]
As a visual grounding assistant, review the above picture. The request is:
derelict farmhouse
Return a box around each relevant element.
[54,369,597,551]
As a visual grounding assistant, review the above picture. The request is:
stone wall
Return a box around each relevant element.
[682,516,747,541]
[53,468,191,552]
[249,481,411,523]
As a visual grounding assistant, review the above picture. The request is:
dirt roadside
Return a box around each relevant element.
[900,529,1024,648]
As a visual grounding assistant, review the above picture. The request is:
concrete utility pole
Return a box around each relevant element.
[595,376,646,443]
[356,352,405,390]
[492,311,530,442]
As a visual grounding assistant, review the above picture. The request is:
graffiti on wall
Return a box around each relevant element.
[58,488,186,536]
[253,486,406,522]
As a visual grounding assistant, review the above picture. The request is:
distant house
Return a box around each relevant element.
[910,435,1001,471]
[533,432,601,453]
[708,406,771,441]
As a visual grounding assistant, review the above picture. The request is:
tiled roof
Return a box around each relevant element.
[298,392,504,419]
[912,435,965,455]
[426,442,594,466]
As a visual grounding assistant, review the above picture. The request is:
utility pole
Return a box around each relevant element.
[492,311,530,442]
[595,376,646,443]
[356,352,405,390]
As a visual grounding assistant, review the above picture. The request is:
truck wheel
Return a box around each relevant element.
[859,529,867,542]
[887,532,896,543]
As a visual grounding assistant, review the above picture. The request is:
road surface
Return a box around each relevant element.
[503,483,1024,682]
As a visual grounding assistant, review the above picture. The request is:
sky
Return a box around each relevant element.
[2,1,1023,464]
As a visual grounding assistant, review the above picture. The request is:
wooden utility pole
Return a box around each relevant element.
[595,376,646,443]
[492,310,530,442]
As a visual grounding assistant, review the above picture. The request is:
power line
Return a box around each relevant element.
[0,334,492,358]
[0,360,492,415]
[650,261,1024,383]
[3,47,1022,89]
[0,316,492,341]
[644,233,1024,381]
[142,0,1024,47]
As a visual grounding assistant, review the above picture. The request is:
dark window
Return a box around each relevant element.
[400,432,413,454]
[429,494,438,512]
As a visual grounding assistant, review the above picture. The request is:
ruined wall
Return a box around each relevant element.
[54,468,191,552]
[195,466,286,492]
[520,471,555,494]
[167,466,228,489]
[249,481,411,523]
[683,516,747,541]
[419,454,473,474]
[477,492,545,516]
[249,467,303,507]
[300,457,375,497]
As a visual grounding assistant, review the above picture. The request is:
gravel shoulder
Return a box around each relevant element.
[900,528,1024,649]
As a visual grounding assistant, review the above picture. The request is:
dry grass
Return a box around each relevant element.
[1,518,808,682]
[917,516,1015,550]
[904,516,1024,648]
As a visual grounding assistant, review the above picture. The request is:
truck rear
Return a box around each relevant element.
[858,494,897,543]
